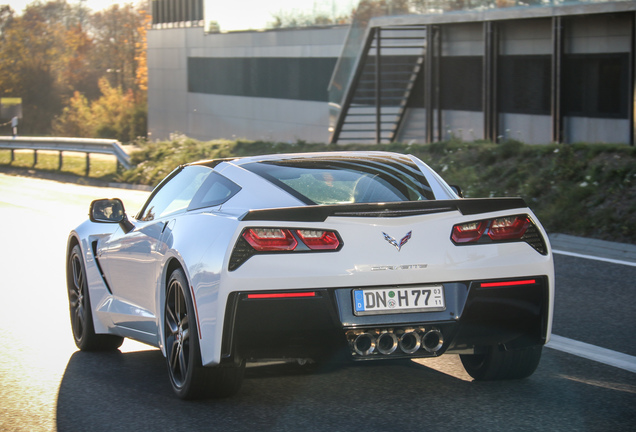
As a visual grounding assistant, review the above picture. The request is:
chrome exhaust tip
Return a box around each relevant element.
[398,330,421,354]
[353,332,377,356]
[376,332,399,355]
[422,328,444,353]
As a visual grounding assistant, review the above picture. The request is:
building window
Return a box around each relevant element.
[563,53,629,119]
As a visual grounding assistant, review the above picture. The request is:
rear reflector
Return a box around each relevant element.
[247,292,317,299]
[480,279,536,288]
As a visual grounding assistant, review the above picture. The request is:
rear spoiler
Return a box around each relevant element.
[240,198,528,222]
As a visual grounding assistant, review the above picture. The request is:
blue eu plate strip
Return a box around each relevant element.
[354,290,364,312]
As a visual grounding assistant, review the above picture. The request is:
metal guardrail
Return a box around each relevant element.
[0,136,133,174]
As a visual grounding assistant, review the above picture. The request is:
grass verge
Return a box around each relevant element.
[0,149,120,182]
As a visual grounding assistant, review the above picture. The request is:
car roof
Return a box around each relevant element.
[190,151,417,169]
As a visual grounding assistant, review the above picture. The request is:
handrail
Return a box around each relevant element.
[329,24,427,144]
[0,136,132,170]
[329,26,377,144]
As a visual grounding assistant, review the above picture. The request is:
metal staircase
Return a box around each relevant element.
[330,26,427,144]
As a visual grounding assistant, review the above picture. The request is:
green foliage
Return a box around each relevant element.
[115,139,636,244]
[53,78,147,141]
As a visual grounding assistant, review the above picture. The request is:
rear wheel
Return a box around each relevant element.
[67,244,123,351]
[460,345,543,381]
[164,268,244,399]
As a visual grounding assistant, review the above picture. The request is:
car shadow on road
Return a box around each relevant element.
[56,348,636,431]
[56,349,475,431]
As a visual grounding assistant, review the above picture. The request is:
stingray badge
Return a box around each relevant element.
[382,231,412,252]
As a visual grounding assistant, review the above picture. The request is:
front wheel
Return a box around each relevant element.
[164,268,244,399]
[67,244,123,351]
[460,345,543,381]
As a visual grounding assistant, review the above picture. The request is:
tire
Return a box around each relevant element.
[164,268,244,400]
[460,345,543,381]
[67,244,124,351]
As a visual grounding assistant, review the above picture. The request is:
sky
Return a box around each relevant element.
[207,0,357,32]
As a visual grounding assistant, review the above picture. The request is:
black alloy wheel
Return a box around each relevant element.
[164,268,244,399]
[165,270,192,391]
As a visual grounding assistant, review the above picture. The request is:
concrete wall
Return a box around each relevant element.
[148,26,349,142]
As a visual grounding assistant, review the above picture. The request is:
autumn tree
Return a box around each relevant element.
[0,5,13,35]
[349,0,410,27]
[135,8,151,96]
[0,0,148,139]
[89,4,144,97]
[0,1,73,133]
[54,77,145,142]
[52,90,93,137]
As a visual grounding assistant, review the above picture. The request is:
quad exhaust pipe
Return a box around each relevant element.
[349,327,444,357]
[421,328,443,353]
[398,330,421,354]
[377,332,399,355]
[352,332,377,356]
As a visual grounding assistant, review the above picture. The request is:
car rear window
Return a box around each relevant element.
[243,155,435,205]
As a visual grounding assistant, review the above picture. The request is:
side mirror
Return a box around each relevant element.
[89,198,134,233]
[450,185,464,198]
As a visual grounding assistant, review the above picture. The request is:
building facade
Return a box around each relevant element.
[148,1,636,145]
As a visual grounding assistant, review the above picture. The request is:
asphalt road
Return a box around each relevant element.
[1,173,635,432]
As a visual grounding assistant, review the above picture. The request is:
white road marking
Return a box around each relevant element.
[547,334,636,374]
[552,249,636,267]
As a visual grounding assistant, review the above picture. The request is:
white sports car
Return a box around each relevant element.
[66,151,554,399]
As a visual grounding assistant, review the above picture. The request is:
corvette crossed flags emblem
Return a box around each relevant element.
[382,231,412,252]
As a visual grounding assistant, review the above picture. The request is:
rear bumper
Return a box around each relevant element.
[220,276,550,363]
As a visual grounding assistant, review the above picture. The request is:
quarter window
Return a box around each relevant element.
[139,166,240,221]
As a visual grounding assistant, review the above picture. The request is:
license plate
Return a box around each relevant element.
[353,286,445,316]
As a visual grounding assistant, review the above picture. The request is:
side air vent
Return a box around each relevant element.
[521,224,547,255]
[91,241,113,293]
[228,236,256,271]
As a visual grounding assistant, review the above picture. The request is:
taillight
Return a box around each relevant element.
[242,228,298,251]
[295,229,340,250]
[451,221,488,244]
[451,214,547,255]
[230,227,343,271]
[488,216,530,241]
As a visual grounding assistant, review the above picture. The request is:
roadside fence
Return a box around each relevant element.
[0,136,132,175]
